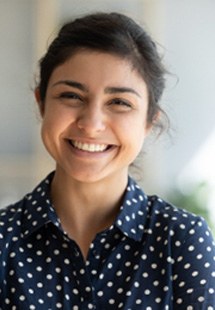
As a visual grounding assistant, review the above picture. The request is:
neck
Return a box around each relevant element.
[50,168,128,258]
[51,168,128,213]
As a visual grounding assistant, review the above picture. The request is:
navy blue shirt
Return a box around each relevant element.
[0,172,215,309]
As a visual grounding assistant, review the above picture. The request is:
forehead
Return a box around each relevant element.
[48,49,147,91]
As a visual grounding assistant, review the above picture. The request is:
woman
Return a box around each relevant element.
[0,12,214,310]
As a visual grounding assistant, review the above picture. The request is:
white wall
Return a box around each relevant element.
[135,0,215,198]
[0,0,36,206]
[164,0,215,183]
[0,0,34,155]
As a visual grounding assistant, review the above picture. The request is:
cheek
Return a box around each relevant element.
[118,119,147,155]
[40,121,50,148]
[40,118,62,157]
[41,109,69,134]
[40,114,59,145]
[123,115,148,139]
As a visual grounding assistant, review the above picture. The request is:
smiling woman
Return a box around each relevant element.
[37,51,149,185]
[0,12,215,310]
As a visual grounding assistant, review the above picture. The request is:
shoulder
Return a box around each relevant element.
[0,198,26,245]
[147,194,204,228]
[0,199,27,268]
[144,194,215,264]
[0,172,55,237]
[146,197,215,305]
[0,198,26,224]
[150,194,211,229]
[126,177,213,243]
[145,193,213,242]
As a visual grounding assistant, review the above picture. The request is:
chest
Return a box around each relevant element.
[0,228,174,309]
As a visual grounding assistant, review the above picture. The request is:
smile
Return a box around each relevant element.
[69,140,110,152]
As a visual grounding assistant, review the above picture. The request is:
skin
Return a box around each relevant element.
[35,50,152,259]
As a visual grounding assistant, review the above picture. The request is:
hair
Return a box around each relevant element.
[37,12,168,132]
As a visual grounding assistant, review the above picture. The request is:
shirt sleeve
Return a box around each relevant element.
[172,217,215,309]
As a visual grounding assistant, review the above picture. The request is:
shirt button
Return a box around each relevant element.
[74,249,80,257]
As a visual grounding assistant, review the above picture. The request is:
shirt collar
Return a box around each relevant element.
[21,172,61,239]
[115,176,149,242]
[21,173,148,242]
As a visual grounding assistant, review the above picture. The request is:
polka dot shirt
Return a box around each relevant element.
[0,172,215,309]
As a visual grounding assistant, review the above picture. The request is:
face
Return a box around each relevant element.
[36,50,151,184]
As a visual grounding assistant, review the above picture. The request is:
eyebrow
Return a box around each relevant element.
[52,80,89,92]
[52,80,141,98]
[105,87,141,98]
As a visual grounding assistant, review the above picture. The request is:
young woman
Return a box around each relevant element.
[0,12,214,310]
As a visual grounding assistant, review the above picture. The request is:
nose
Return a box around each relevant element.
[77,105,106,135]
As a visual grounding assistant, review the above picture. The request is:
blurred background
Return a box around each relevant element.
[0,0,214,233]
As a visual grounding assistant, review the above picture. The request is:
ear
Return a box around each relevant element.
[34,87,44,117]
[153,110,161,123]
[146,111,161,135]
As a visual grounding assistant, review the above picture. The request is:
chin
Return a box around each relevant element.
[70,173,108,184]
[59,166,107,184]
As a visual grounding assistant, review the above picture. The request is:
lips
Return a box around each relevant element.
[69,140,110,152]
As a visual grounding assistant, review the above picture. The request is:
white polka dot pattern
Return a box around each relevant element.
[0,172,215,309]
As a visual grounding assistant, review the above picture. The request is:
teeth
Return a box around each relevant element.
[72,141,108,152]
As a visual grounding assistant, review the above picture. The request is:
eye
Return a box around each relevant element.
[59,92,81,100]
[58,92,83,107]
[110,98,133,110]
